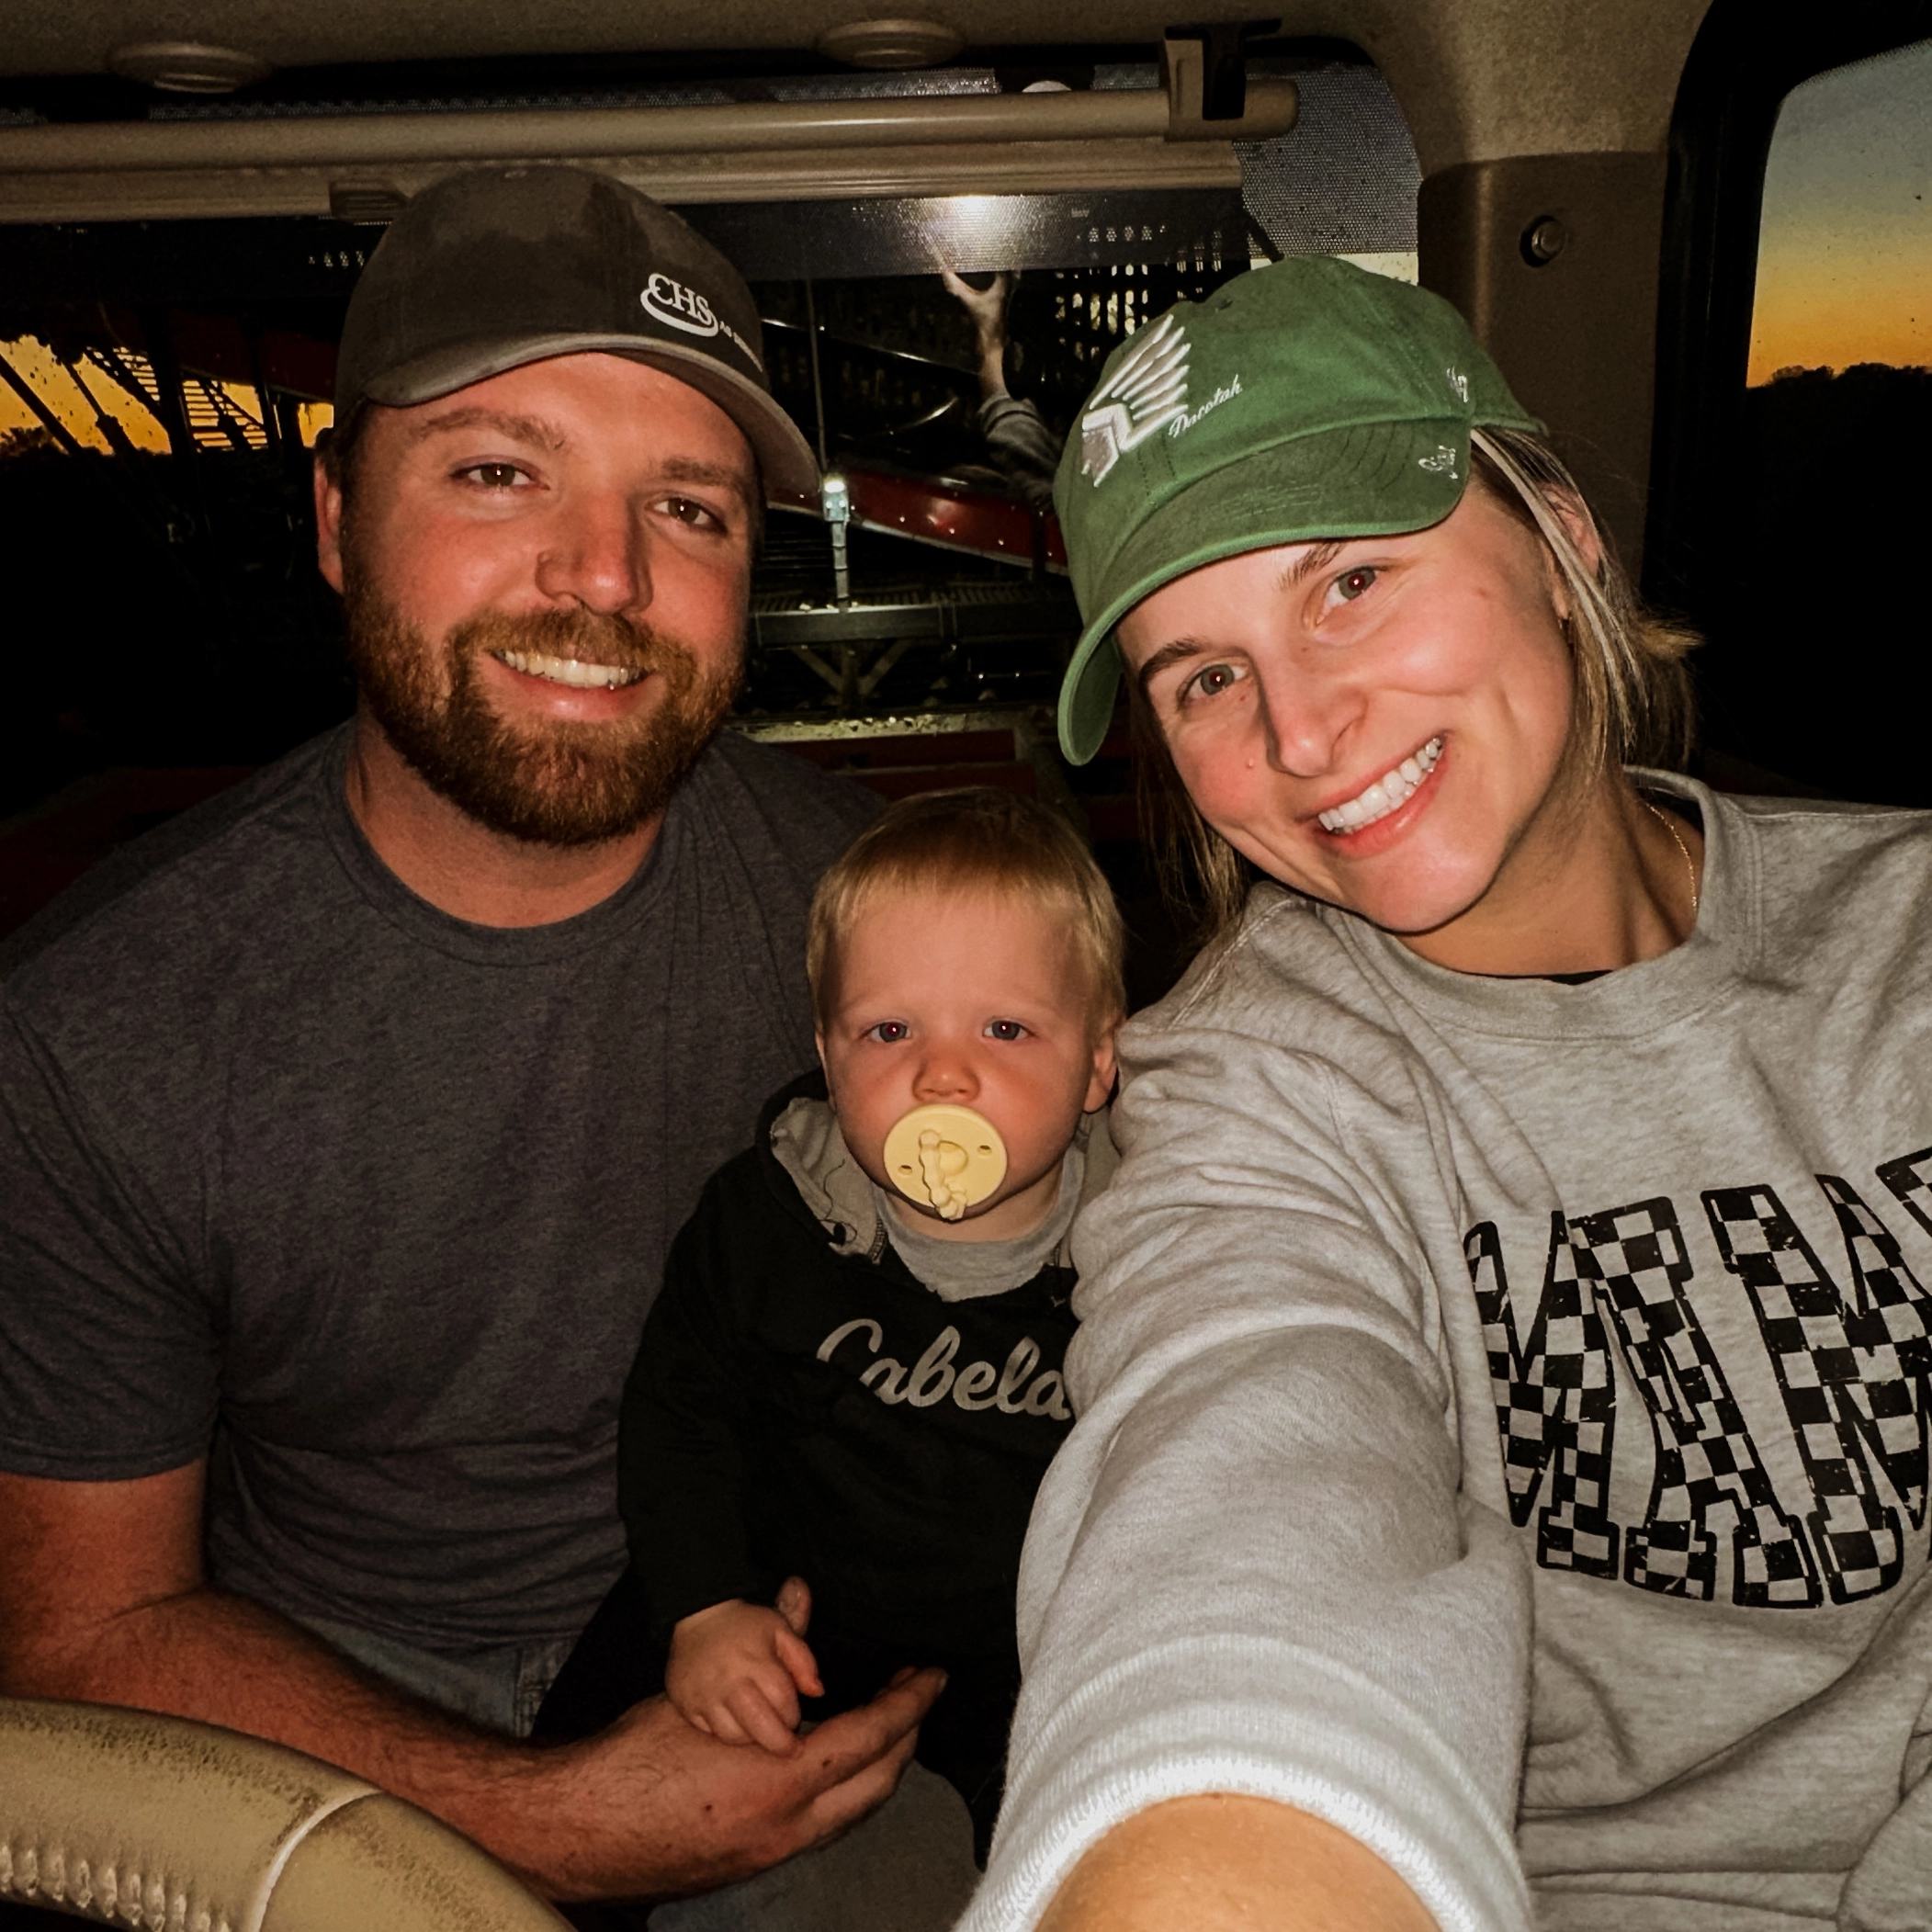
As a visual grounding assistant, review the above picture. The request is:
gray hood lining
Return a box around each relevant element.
[769,1095,1119,1268]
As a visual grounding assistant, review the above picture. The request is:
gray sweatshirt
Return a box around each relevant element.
[965,777,1932,1932]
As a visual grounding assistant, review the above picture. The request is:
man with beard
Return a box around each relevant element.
[0,168,958,1920]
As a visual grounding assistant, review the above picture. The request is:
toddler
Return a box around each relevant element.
[536,786,1124,1864]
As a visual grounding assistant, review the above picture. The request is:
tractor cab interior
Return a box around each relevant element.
[0,0,1927,1921]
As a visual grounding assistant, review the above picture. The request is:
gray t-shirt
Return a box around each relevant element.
[0,723,875,1652]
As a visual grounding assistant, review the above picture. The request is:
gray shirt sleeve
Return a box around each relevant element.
[1840,1725,1932,1932]
[963,963,1534,1932]
[0,985,220,1479]
[975,394,1061,513]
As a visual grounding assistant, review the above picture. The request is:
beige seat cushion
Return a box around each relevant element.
[0,1697,569,1931]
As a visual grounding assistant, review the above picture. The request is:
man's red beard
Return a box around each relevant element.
[344,579,744,848]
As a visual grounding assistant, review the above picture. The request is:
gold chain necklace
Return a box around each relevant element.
[1644,797,1700,920]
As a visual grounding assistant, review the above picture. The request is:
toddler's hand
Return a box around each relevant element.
[666,1594,825,1755]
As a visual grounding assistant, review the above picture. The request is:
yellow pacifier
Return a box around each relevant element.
[882,1104,1008,1223]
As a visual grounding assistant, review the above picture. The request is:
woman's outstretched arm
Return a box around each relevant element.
[963,918,1536,1932]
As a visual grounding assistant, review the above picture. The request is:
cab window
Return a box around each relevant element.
[1647,16,1931,806]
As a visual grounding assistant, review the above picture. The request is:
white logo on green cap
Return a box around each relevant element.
[1079,313,1191,486]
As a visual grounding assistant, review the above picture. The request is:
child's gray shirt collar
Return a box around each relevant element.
[876,1148,1084,1302]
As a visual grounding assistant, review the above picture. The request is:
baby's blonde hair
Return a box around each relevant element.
[808,787,1126,1032]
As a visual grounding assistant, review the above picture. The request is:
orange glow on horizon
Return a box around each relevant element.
[1749,261,1928,384]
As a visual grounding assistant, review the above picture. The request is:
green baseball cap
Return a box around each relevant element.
[1051,256,1542,763]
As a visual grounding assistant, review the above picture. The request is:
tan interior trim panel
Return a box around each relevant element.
[0,79,1286,222]
[0,81,1294,171]
[0,138,1246,222]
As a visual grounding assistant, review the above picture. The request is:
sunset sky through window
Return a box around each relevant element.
[1748,37,1930,385]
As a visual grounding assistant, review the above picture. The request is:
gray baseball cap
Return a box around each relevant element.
[333,165,819,502]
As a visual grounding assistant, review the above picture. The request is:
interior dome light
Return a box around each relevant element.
[817,18,966,69]
[108,41,273,94]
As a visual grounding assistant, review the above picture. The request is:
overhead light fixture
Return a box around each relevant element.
[330,181,409,223]
[817,18,966,70]
[108,41,272,94]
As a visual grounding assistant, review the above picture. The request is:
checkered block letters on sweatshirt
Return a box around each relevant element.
[1580,1200,1816,1606]
[1469,1200,1815,1608]
[1470,1149,1932,1613]
[1705,1168,1932,1606]
[1466,1216,1620,1580]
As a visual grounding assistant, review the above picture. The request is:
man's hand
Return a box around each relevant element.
[0,1466,942,1903]
[665,1587,825,1755]
[525,1668,943,1902]
[940,267,1018,401]
[941,267,1016,349]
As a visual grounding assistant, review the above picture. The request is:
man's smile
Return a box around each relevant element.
[491,649,649,691]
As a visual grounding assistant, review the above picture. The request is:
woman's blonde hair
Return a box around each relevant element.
[808,786,1126,1031]
[1134,426,1700,941]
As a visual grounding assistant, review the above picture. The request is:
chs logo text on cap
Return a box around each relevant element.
[641,271,764,370]
[643,273,719,337]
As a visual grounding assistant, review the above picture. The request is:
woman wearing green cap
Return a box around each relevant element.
[960,260,1932,1932]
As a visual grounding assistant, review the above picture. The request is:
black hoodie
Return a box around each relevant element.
[616,1070,1101,1659]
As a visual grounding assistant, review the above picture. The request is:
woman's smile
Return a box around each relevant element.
[1313,734,1444,835]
